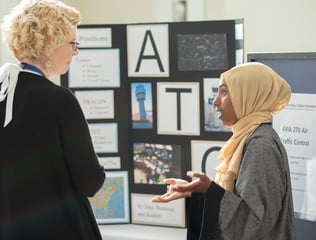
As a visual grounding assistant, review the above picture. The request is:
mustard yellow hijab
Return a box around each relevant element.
[214,62,291,191]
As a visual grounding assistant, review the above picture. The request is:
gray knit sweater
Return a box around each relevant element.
[187,123,296,240]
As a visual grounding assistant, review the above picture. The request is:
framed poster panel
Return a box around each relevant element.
[98,156,121,170]
[89,171,129,224]
[131,193,185,227]
[77,27,112,48]
[88,123,118,153]
[247,52,316,240]
[75,90,114,120]
[191,140,225,179]
[157,82,200,136]
[127,24,169,77]
[68,48,120,88]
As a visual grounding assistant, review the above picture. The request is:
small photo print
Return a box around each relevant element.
[133,142,181,185]
[204,78,231,132]
[177,33,228,71]
[131,82,153,129]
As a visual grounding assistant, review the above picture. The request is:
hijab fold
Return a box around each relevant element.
[214,62,291,191]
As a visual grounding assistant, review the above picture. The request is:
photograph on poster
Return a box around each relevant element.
[157,82,200,135]
[203,78,232,132]
[89,171,129,224]
[88,123,118,153]
[133,142,181,185]
[77,27,112,48]
[68,48,120,88]
[177,33,228,71]
[191,140,225,179]
[131,193,185,227]
[75,90,114,120]
[127,24,169,77]
[131,82,153,129]
[273,93,316,222]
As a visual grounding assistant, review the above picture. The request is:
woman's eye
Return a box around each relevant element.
[220,89,227,96]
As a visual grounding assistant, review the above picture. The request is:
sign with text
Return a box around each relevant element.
[157,82,200,135]
[131,193,185,227]
[273,93,316,221]
[127,24,169,77]
[78,28,112,48]
[68,49,120,88]
[75,90,114,119]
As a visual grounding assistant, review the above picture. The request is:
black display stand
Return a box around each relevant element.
[61,19,243,226]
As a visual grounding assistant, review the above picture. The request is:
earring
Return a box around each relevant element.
[45,60,51,68]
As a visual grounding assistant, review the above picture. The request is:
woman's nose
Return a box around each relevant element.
[213,95,219,106]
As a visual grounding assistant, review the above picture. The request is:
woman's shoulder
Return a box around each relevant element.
[19,73,75,99]
[250,123,278,139]
[244,123,284,154]
[243,123,281,151]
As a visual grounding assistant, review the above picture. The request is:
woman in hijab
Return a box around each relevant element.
[152,62,296,240]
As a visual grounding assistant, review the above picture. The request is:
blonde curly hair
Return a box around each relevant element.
[1,0,81,61]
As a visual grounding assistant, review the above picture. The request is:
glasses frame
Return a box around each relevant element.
[69,40,80,51]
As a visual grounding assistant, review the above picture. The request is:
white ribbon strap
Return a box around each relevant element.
[0,63,22,127]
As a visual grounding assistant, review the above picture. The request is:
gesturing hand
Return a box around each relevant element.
[151,171,212,203]
[151,178,190,203]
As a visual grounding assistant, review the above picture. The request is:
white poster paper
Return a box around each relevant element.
[68,49,120,88]
[78,28,112,48]
[273,93,316,221]
[98,157,121,169]
[131,193,185,227]
[88,123,118,153]
[157,82,200,135]
[191,140,225,179]
[75,90,114,119]
[127,24,169,77]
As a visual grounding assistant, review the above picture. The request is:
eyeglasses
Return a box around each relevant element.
[69,40,80,51]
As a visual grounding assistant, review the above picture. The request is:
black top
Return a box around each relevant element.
[0,72,105,240]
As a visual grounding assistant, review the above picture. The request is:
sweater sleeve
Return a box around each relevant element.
[187,183,225,240]
[56,88,105,197]
[218,133,287,240]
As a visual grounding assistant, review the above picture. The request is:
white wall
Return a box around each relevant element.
[205,0,316,56]
[0,0,18,64]
[1,0,316,66]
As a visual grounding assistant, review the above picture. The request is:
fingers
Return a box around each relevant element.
[164,178,188,185]
[151,192,178,203]
[187,171,206,179]
[151,196,171,203]
[163,178,177,185]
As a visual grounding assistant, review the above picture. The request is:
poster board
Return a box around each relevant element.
[248,52,316,240]
[61,19,243,227]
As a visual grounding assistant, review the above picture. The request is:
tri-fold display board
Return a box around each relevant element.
[61,19,244,227]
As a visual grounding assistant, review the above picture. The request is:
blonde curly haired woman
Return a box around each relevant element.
[0,1,105,239]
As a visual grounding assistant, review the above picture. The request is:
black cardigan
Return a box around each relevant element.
[0,72,105,240]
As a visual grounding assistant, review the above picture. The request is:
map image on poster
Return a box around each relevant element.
[177,33,228,71]
[89,171,129,224]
